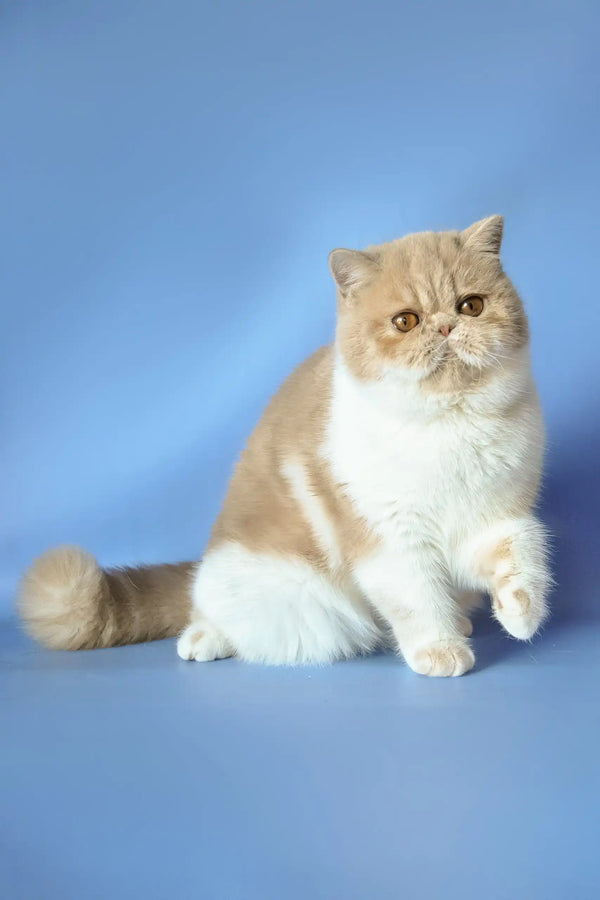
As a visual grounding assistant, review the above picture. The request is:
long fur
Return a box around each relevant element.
[19,547,193,649]
[19,216,551,675]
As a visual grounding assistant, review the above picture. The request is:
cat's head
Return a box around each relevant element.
[330,216,528,392]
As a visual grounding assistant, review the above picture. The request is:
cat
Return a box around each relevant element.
[18,216,551,676]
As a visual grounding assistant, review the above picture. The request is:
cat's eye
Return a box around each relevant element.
[392,311,420,332]
[457,295,484,317]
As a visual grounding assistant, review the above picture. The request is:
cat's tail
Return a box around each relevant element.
[18,546,195,650]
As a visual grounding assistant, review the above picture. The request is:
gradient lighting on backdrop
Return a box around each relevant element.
[2,0,598,609]
[1,2,599,899]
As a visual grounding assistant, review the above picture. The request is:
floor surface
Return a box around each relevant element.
[2,605,599,900]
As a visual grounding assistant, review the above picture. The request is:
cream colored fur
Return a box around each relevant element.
[20,216,551,676]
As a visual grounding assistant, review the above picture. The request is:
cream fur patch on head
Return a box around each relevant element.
[331,216,529,393]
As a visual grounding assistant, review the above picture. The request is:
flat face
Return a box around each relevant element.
[335,227,529,391]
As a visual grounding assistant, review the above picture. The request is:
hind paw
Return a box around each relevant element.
[177,621,233,662]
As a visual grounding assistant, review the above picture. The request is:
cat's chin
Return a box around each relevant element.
[380,355,462,385]
[451,345,487,368]
[407,347,470,381]
[414,347,506,396]
[429,337,506,376]
[379,360,438,384]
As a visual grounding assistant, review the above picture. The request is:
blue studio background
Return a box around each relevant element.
[1,2,599,899]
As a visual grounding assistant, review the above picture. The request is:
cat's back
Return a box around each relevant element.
[253,343,334,451]
[207,345,335,552]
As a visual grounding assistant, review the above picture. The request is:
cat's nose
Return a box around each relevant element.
[439,324,454,337]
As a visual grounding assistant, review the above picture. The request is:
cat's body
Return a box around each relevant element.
[19,216,551,676]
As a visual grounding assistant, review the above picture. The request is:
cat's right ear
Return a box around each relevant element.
[328,248,379,300]
[461,215,504,255]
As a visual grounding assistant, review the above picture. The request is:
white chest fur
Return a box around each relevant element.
[324,353,544,562]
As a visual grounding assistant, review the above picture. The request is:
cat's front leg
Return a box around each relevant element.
[452,589,485,636]
[461,516,551,640]
[354,548,474,677]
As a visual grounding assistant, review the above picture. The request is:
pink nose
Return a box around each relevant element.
[439,324,454,337]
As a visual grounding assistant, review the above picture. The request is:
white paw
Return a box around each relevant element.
[408,640,475,677]
[493,579,547,640]
[177,623,233,662]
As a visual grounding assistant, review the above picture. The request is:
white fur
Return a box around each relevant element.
[325,349,544,553]
[323,349,549,670]
[177,618,233,662]
[461,516,551,639]
[186,347,549,673]
[191,542,382,665]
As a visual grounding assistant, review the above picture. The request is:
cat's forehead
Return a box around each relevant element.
[370,230,497,311]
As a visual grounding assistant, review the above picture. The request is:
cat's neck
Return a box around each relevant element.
[332,344,535,425]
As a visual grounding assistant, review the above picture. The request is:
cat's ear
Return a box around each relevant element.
[461,215,504,255]
[329,248,379,299]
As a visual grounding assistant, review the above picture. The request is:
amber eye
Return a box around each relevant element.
[392,311,420,332]
[457,295,484,317]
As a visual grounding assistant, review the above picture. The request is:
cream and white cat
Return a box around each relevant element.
[19,216,551,676]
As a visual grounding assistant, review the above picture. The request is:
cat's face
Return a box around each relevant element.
[330,216,529,392]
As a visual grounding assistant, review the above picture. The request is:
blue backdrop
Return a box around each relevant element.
[3,0,599,617]
[3,5,600,900]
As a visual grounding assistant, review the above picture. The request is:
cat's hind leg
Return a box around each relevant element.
[177,616,233,662]
[454,589,485,637]
[189,541,381,666]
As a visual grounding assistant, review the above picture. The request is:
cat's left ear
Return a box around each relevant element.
[461,215,504,255]
[328,248,379,299]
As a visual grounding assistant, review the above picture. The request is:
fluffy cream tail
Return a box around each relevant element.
[18,546,195,650]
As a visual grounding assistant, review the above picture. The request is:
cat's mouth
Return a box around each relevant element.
[427,338,487,373]
[428,339,457,367]
[452,345,486,367]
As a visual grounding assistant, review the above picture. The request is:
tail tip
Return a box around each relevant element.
[18,546,105,650]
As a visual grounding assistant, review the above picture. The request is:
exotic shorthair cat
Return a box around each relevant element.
[19,216,551,676]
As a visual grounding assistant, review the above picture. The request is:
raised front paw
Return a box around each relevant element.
[482,520,551,641]
[492,578,547,640]
[408,639,475,677]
